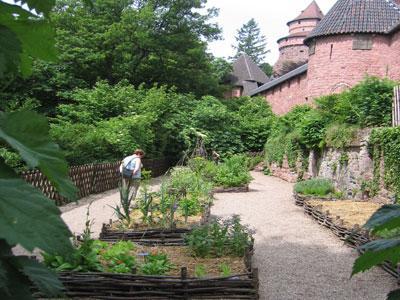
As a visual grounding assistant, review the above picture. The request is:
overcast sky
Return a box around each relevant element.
[205,0,337,65]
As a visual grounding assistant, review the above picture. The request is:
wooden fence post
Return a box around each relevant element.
[393,86,400,127]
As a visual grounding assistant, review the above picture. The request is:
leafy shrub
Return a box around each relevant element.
[214,155,252,187]
[100,241,136,273]
[44,240,136,274]
[140,252,174,275]
[324,123,359,149]
[188,157,218,182]
[168,167,213,201]
[247,154,264,170]
[185,215,253,258]
[294,178,334,196]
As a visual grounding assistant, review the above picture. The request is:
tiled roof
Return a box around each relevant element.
[230,53,269,86]
[289,1,324,24]
[305,0,400,43]
[250,64,308,96]
[277,31,312,43]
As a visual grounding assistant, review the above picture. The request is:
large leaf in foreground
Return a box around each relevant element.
[388,289,400,300]
[352,239,400,275]
[16,256,63,297]
[0,25,21,77]
[0,111,76,199]
[0,2,56,76]
[364,205,400,233]
[0,162,72,254]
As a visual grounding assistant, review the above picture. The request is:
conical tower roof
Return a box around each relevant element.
[288,1,324,25]
[305,0,400,44]
[231,53,269,86]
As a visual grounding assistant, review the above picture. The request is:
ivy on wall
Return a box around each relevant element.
[370,127,400,198]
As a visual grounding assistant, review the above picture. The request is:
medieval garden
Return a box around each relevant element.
[2,0,400,299]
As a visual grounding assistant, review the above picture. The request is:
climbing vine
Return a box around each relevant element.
[370,127,400,199]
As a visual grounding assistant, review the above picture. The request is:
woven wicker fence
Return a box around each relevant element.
[22,158,173,206]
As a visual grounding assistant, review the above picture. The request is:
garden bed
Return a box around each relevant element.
[42,242,258,299]
[100,205,211,245]
[302,200,400,282]
[293,192,339,207]
[213,184,249,194]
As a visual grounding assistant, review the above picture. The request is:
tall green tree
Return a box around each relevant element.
[232,18,269,65]
[0,0,224,114]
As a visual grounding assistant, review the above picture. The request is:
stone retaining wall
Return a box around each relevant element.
[268,129,393,200]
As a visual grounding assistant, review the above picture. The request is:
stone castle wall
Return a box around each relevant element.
[268,129,393,200]
[288,19,319,34]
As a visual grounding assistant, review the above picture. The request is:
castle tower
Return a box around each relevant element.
[304,0,400,99]
[273,1,323,76]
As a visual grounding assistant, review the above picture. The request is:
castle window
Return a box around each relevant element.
[298,21,301,24]
[309,40,316,55]
[353,34,373,50]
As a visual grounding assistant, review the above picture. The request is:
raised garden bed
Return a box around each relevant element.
[302,200,400,282]
[100,205,211,245]
[40,241,258,299]
[213,184,249,194]
[293,192,339,207]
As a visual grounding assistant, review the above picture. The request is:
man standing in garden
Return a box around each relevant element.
[120,149,145,201]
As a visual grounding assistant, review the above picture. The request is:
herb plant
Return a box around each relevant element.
[185,215,253,258]
[140,252,174,275]
[194,264,207,278]
[294,178,334,196]
[219,263,232,277]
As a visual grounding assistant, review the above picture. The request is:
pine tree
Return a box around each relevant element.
[232,18,270,65]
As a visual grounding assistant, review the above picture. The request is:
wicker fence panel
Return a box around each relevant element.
[22,158,173,206]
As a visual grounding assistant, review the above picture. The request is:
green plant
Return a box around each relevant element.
[339,152,349,167]
[324,124,358,149]
[140,252,174,275]
[352,205,400,298]
[294,178,335,196]
[214,155,252,188]
[195,264,207,278]
[219,263,232,277]
[112,182,135,225]
[100,241,136,273]
[179,196,202,223]
[263,167,272,176]
[370,127,400,198]
[185,216,253,258]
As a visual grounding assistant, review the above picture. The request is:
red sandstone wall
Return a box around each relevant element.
[307,34,394,99]
[262,73,309,115]
[389,31,400,82]
[288,19,319,34]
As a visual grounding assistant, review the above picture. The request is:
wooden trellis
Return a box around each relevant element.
[393,86,400,127]
[22,158,173,206]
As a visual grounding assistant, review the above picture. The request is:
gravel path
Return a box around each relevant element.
[212,171,397,300]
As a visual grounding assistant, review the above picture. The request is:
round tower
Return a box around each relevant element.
[274,1,323,76]
[304,0,400,99]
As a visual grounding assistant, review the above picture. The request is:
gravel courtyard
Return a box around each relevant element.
[61,171,397,300]
[212,171,397,300]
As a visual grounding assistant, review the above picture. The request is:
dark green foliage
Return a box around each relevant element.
[352,204,400,299]
[294,178,334,196]
[370,127,400,197]
[185,215,253,258]
[232,18,269,65]
[264,77,397,169]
